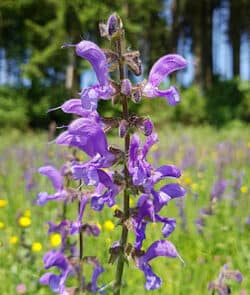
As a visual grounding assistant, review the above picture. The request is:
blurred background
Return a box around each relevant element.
[0,0,250,129]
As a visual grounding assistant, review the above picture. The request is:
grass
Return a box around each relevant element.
[0,124,249,294]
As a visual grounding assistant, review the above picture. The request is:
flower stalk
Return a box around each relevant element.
[37,12,188,295]
[114,33,130,295]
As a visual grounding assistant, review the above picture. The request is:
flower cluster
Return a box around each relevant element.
[208,264,243,294]
[37,12,187,293]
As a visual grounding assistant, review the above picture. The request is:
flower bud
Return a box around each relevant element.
[131,87,142,103]
[121,79,132,96]
[107,13,123,39]
[142,117,153,136]
[119,119,129,138]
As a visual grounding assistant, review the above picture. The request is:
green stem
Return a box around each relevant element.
[114,34,130,295]
[78,181,84,294]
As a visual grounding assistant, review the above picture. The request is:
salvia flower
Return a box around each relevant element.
[135,240,182,290]
[208,264,243,295]
[40,250,73,294]
[71,41,115,111]
[37,166,68,205]
[143,54,187,105]
[38,12,188,294]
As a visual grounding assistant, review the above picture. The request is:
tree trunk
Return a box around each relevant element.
[201,0,213,89]
[229,0,241,77]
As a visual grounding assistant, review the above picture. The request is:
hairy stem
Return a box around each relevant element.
[114,33,130,295]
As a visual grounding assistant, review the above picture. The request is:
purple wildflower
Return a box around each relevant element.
[136,240,181,290]
[208,264,243,294]
[143,54,187,105]
[211,178,227,201]
[56,117,109,157]
[40,250,74,294]
[75,41,115,111]
[37,165,68,205]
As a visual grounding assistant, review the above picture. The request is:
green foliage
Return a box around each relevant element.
[238,81,250,122]
[205,79,244,126]
[0,87,28,129]
[173,85,207,124]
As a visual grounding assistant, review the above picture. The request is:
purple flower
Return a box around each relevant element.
[128,133,158,187]
[70,196,88,235]
[136,240,180,290]
[40,250,73,294]
[48,99,100,118]
[90,170,120,211]
[211,178,227,200]
[143,54,187,105]
[56,117,109,157]
[132,186,184,249]
[128,133,183,192]
[37,166,68,205]
[72,41,115,111]
[208,264,243,294]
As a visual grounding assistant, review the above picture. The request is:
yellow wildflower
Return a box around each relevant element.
[103,220,115,231]
[10,236,18,244]
[18,216,31,227]
[50,233,62,247]
[247,142,250,148]
[0,222,5,229]
[129,198,134,206]
[0,199,7,208]
[24,210,31,217]
[184,177,192,185]
[32,242,42,252]
[240,186,248,194]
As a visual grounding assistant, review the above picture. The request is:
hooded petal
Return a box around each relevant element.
[38,166,63,191]
[160,183,186,199]
[143,54,187,105]
[147,54,187,87]
[57,118,109,157]
[142,240,178,262]
[43,250,68,271]
[76,41,109,86]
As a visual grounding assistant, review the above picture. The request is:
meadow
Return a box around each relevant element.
[0,123,249,294]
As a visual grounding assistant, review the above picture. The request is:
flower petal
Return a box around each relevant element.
[76,41,109,86]
[147,54,187,87]
[140,263,162,290]
[142,240,178,263]
[38,166,63,191]
[160,183,186,199]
